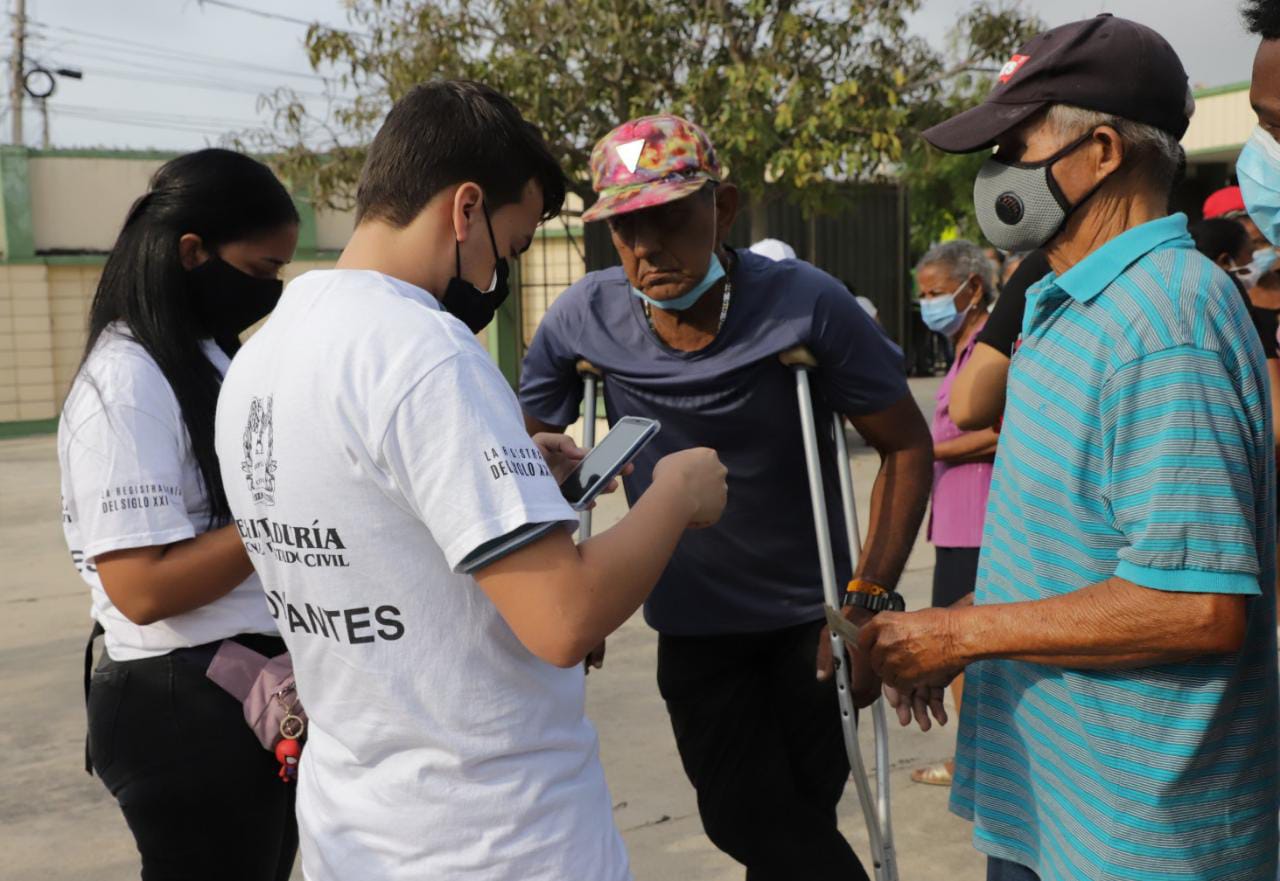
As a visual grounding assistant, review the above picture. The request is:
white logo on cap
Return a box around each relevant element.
[999,54,1030,84]
[617,138,645,174]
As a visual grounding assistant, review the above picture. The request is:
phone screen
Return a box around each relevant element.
[559,418,657,508]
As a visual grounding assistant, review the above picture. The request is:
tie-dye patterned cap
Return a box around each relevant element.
[580,114,721,222]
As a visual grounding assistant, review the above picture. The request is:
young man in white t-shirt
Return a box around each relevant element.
[213,80,727,881]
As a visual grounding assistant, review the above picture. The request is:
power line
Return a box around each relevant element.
[50,104,330,143]
[53,102,263,129]
[194,0,370,39]
[50,112,233,136]
[30,49,332,100]
[51,110,257,138]
[27,20,331,83]
[16,3,359,146]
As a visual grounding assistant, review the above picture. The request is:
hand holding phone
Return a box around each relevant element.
[559,416,660,511]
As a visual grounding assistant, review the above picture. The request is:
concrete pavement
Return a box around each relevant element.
[0,376,987,880]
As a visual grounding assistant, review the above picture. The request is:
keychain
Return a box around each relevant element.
[274,692,305,783]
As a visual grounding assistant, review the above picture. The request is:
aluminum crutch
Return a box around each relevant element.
[780,345,899,881]
[576,360,602,539]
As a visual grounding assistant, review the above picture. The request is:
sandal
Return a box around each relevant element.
[911,760,954,786]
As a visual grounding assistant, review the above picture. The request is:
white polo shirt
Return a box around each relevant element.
[214,269,627,881]
[58,325,276,661]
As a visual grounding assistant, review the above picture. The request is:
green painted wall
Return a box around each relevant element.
[0,146,34,260]
[289,186,319,258]
[488,260,525,389]
[0,417,58,439]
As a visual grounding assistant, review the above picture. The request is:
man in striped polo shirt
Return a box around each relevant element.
[860,16,1279,881]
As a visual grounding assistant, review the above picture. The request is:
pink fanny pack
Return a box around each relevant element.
[205,640,307,750]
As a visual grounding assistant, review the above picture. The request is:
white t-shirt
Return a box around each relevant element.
[58,325,276,661]
[214,269,629,881]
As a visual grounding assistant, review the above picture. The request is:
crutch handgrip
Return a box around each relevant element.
[778,345,818,369]
[576,359,602,377]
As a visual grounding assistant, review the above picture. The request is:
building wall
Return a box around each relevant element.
[29,156,166,252]
[49,264,100,404]
[0,263,56,422]
[1185,84,1254,165]
[315,206,355,251]
[0,257,351,424]
[0,152,588,429]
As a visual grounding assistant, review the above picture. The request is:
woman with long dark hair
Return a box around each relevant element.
[59,148,299,880]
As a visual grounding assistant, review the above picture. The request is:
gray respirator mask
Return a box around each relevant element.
[974,130,1108,252]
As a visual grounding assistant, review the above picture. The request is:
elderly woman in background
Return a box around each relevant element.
[911,239,999,786]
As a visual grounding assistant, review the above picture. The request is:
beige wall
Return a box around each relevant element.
[1185,87,1254,163]
[0,264,56,422]
[29,157,164,253]
[0,159,590,425]
[26,157,360,255]
[316,206,354,252]
[49,265,101,406]
[0,257,346,424]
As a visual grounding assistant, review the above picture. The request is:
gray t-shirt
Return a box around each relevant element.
[520,249,908,635]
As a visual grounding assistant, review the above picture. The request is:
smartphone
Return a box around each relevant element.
[560,416,660,511]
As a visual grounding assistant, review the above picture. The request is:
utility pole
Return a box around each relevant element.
[9,0,26,145]
[39,97,48,148]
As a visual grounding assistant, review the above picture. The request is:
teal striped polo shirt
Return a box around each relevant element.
[950,213,1279,880]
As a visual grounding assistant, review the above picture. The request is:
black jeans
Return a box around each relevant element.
[657,619,870,881]
[932,545,981,608]
[87,641,297,881]
[987,857,1040,881]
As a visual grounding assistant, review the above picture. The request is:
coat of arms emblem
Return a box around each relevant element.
[242,396,277,506]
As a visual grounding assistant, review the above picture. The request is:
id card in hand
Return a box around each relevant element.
[823,604,863,646]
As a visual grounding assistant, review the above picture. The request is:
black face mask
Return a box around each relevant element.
[188,257,283,345]
[442,204,510,333]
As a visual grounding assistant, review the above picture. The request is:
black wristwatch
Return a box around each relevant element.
[842,578,906,613]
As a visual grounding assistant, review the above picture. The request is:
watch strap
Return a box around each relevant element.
[843,580,905,613]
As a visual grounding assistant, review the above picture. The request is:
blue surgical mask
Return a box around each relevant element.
[631,253,726,311]
[1230,247,1279,290]
[919,279,972,336]
[1239,126,1280,247]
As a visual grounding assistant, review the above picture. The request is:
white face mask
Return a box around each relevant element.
[1229,248,1279,290]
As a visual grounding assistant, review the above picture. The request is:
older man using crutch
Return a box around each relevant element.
[859,15,1280,881]
[520,114,933,881]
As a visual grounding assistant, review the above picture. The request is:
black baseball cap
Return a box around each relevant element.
[922,14,1192,154]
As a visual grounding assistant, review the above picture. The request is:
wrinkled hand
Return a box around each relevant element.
[816,605,880,708]
[857,608,965,692]
[883,684,949,732]
[584,640,606,674]
[532,432,630,496]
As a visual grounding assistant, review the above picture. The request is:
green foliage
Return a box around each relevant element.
[239,0,1039,237]
[899,2,1044,254]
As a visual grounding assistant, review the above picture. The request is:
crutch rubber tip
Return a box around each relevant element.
[778,346,818,369]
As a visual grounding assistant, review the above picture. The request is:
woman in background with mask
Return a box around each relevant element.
[911,239,999,787]
[1190,216,1278,297]
[1190,216,1280,453]
[60,149,299,880]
